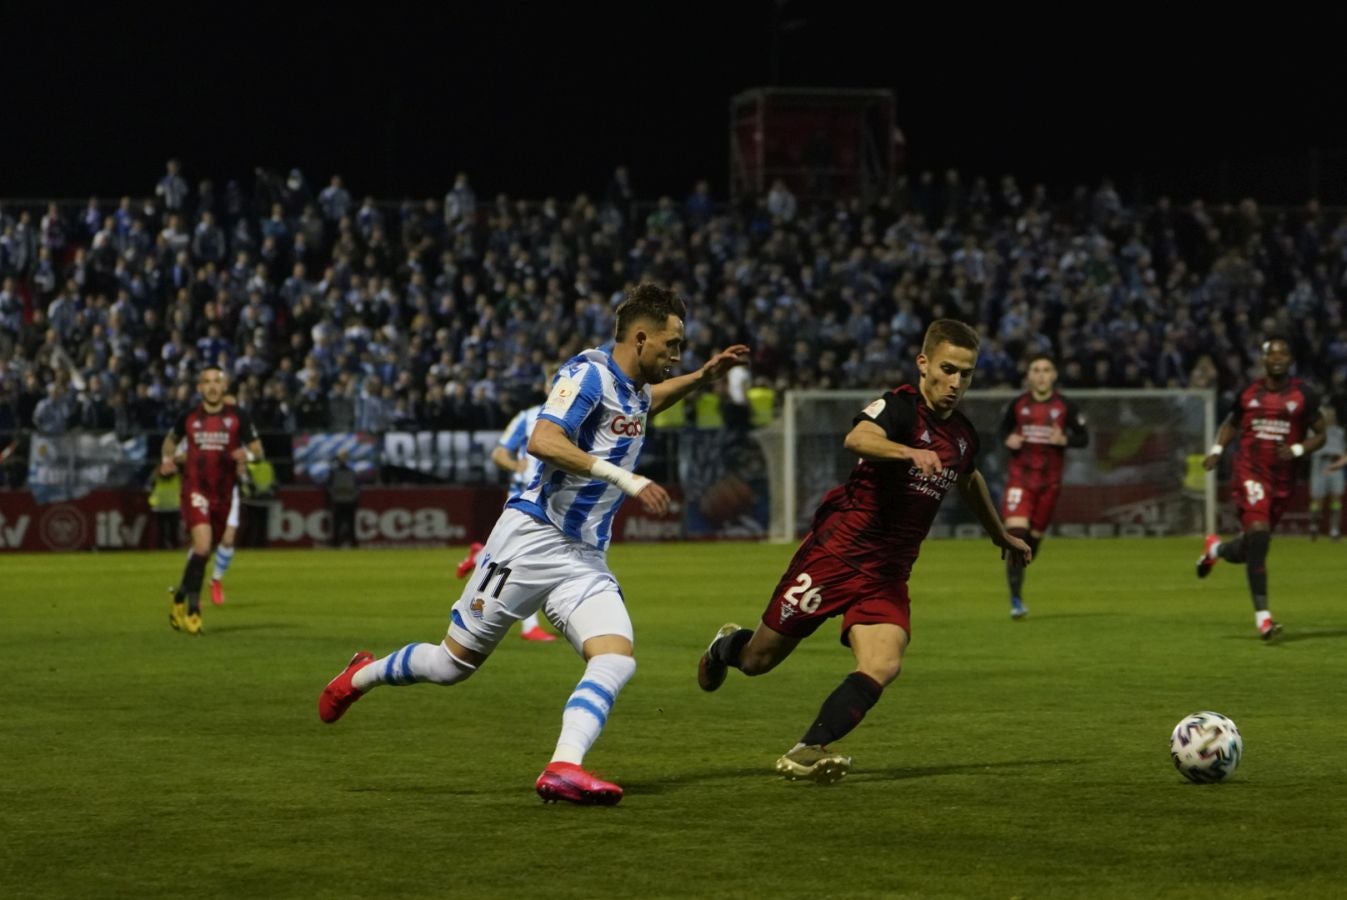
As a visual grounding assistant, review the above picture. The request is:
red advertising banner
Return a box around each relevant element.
[0,485,687,551]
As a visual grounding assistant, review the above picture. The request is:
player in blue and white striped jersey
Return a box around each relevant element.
[495,403,544,499]
[319,282,749,806]
[473,402,554,641]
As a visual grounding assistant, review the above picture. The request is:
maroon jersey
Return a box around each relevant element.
[1000,390,1088,490]
[174,403,258,502]
[809,384,980,582]
[1229,377,1320,494]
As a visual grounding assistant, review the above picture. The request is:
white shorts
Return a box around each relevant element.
[448,508,633,657]
[227,486,240,528]
[1311,458,1344,500]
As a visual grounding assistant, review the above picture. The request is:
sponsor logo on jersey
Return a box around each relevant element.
[611,414,645,437]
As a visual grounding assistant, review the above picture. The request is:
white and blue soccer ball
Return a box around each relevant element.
[1169,711,1243,783]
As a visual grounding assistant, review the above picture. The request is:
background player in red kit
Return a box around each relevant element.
[998,354,1089,619]
[160,367,263,635]
[696,319,1032,783]
[1196,338,1325,639]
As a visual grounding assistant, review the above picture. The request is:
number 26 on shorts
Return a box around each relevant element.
[782,573,823,613]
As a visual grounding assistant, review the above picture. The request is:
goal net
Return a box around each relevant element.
[762,388,1217,542]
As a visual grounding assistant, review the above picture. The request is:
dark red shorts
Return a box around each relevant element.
[1230,473,1289,529]
[760,540,911,644]
[1001,481,1060,534]
[181,489,228,539]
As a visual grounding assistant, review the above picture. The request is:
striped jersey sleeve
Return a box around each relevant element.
[507,348,651,550]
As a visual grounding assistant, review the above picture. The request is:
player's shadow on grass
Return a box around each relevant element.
[852,758,1079,781]
[202,623,301,634]
[623,758,1078,793]
[1260,628,1347,644]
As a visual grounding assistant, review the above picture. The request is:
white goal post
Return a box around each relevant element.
[766,388,1217,542]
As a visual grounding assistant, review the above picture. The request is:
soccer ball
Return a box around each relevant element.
[1169,711,1243,783]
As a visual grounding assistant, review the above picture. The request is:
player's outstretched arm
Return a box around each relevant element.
[529,419,670,514]
[649,344,750,415]
[957,468,1031,566]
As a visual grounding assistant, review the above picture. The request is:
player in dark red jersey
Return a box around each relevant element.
[1196,338,1326,639]
[998,354,1089,619]
[696,319,1032,783]
[159,367,263,635]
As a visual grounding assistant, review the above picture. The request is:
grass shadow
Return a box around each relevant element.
[1271,628,1347,644]
[621,757,1083,793]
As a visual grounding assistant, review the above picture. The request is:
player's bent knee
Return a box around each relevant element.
[581,634,633,660]
[420,642,478,685]
[862,661,903,687]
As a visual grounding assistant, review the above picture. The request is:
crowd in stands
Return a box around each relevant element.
[2,158,1346,457]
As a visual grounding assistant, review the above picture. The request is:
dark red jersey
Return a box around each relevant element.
[173,403,258,502]
[1229,378,1320,492]
[1000,390,1088,490]
[808,384,980,582]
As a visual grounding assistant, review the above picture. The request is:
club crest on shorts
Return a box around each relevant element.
[470,597,485,618]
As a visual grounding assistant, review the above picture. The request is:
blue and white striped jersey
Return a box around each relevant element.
[498,404,543,499]
[507,347,652,551]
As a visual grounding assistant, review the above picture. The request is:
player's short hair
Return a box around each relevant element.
[198,365,225,379]
[921,319,980,357]
[1026,352,1056,368]
[614,282,687,340]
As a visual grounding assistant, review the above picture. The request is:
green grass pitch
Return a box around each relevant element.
[3,537,1346,898]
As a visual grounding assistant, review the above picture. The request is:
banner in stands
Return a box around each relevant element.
[26,434,146,504]
[380,430,503,483]
[292,432,379,483]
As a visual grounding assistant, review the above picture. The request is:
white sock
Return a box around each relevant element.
[353,642,477,690]
[551,654,636,765]
[521,613,540,631]
[213,545,235,581]
[1255,610,1272,627]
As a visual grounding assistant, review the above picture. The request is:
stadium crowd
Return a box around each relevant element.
[1,160,1345,460]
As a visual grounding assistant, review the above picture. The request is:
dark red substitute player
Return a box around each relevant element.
[160,366,263,635]
[998,354,1089,619]
[1196,337,1325,639]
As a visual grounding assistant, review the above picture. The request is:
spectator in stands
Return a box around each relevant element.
[155,158,190,213]
[319,175,353,223]
[766,180,798,222]
[33,381,73,434]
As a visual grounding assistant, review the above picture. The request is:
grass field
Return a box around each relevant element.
[3,537,1346,898]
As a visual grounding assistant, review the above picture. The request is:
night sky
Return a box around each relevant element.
[4,2,1346,204]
